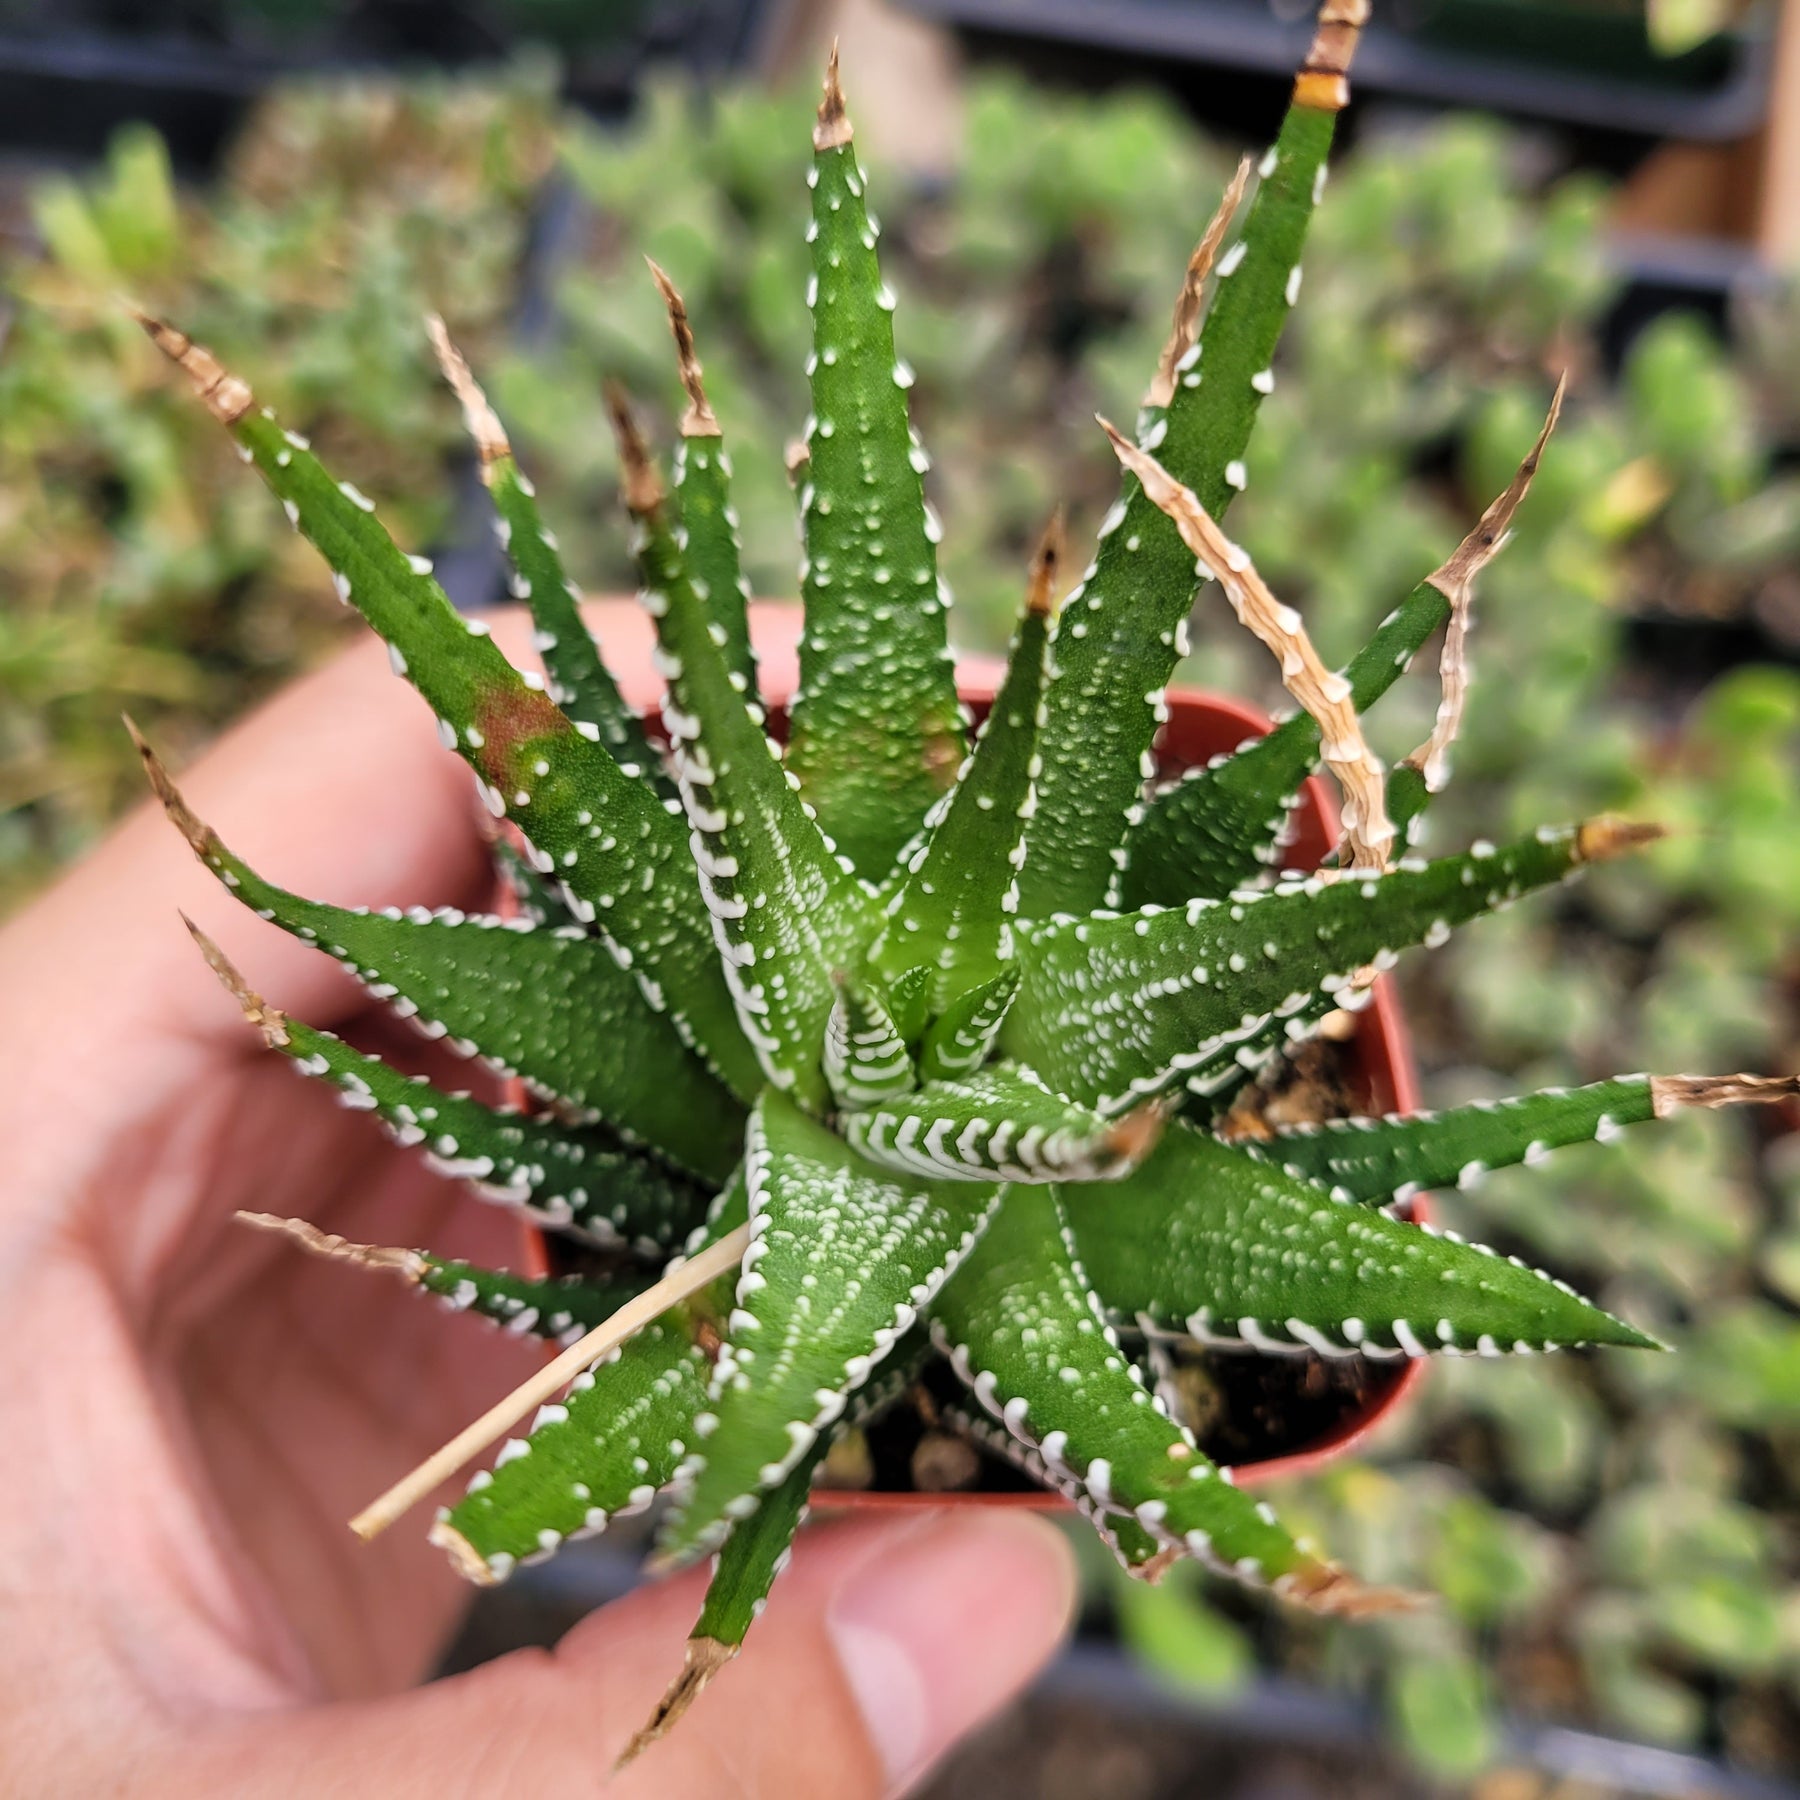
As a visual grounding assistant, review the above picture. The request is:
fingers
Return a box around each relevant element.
[178,1510,1076,1798]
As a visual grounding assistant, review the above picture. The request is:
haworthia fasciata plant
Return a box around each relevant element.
[137,2,1786,1757]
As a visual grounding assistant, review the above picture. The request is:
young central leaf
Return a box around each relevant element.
[784,54,964,874]
[867,518,1059,1014]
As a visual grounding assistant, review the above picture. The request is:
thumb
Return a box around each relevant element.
[179,1510,1076,1798]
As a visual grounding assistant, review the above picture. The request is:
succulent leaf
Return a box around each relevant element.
[429,317,673,794]
[612,391,877,1109]
[1020,63,1354,917]
[918,965,1022,1083]
[1004,821,1658,1114]
[622,1330,933,1766]
[1246,1072,1800,1204]
[843,1065,1162,1185]
[138,729,743,1181]
[785,55,965,875]
[1067,1122,1660,1357]
[823,972,916,1110]
[931,1185,1388,1609]
[136,316,760,1100]
[236,1004,710,1251]
[440,1177,749,1581]
[867,516,1060,1012]
[657,1090,999,1562]
[236,1212,651,1345]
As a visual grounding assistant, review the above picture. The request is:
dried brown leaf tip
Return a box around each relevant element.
[1405,376,1567,791]
[1429,375,1565,607]
[1286,1561,1428,1620]
[1576,816,1667,864]
[427,1517,503,1586]
[1025,507,1068,618]
[1650,1072,1800,1118]
[183,916,289,1048]
[1098,416,1394,873]
[234,1210,425,1279]
[125,715,219,864]
[604,382,666,517]
[616,1639,737,1772]
[645,257,721,439]
[426,314,511,469]
[128,308,254,425]
[1294,0,1371,113]
[1103,1101,1166,1170]
[814,39,853,151]
[1148,155,1254,409]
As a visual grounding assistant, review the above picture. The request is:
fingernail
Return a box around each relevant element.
[826,1511,1075,1793]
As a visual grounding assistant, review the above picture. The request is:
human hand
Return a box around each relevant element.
[0,612,1075,1797]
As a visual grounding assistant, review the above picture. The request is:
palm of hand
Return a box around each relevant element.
[0,627,1072,1797]
[1,641,532,1724]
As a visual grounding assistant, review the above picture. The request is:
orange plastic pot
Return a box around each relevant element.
[509,601,1424,1506]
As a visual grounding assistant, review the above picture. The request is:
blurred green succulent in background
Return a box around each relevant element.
[0,64,556,910]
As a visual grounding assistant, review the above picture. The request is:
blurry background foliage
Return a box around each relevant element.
[4,53,1799,1782]
[0,63,556,907]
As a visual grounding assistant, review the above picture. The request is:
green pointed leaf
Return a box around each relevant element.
[1005,822,1648,1114]
[430,318,672,795]
[140,739,744,1181]
[824,973,916,1110]
[658,1089,999,1561]
[616,397,876,1108]
[238,1211,652,1347]
[918,965,1021,1083]
[676,435,758,698]
[1021,94,1344,917]
[868,532,1057,1011]
[932,1185,1374,1605]
[262,1009,712,1251]
[443,1176,748,1579]
[444,1309,711,1579]
[1249,1075,1658,1204]
[1068,1122,1660,1357]
[1250,1072,1800,1204]
[785,72,964,874]
[138,319,758,1100]
[844,1064,1160,1185]
[685,1328,927,1651]
[627,1327,933,1759]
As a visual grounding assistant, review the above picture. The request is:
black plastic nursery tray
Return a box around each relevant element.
[901,0,1775,141]
[0,0,784,167]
